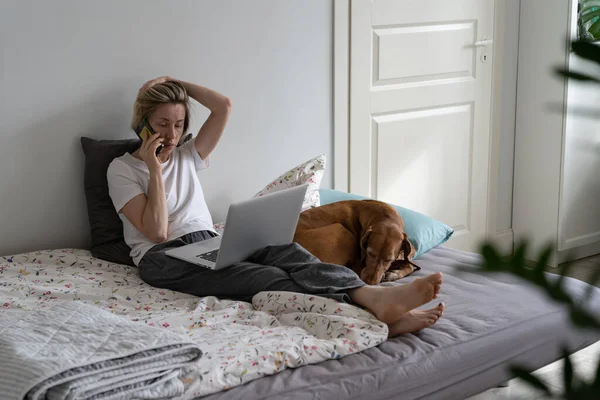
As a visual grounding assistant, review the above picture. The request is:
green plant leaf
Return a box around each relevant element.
[480,243,500,265]
[563,349,574,393]
[588,19,600,39]
[572,40,600,64]
[550,262,575,304]
[568,308,600,329]
[581,266,600,305]
[532,247,551,283]
[581,9,600,24]
[513,242,527,262]
[555,67,600,83]
[581,0,600,11]
[592,355,600,391]
[559,260,574,281]
[511,242,530,275]
[510,367,552,396]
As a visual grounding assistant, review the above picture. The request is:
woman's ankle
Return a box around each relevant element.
[347,285,379,309]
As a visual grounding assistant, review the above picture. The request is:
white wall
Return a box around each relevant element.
[0,0,333,255]
[513,0,573,264]
[559,0,600,251]
[561,55,600,250]
[513,0,600,263]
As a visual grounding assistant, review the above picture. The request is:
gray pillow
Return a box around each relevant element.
[81,137,139,266]
[80,134,194,266]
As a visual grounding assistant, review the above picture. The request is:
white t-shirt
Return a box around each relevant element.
[107,139,215,266]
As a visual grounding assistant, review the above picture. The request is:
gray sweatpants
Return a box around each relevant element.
[138,230,366,304]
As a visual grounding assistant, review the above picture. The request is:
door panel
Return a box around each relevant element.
[374,22,476,86]
[375,104,473,231]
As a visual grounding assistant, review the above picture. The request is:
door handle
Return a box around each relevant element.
[474,38,494,47]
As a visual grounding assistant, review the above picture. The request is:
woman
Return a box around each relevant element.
[107,76,445,338]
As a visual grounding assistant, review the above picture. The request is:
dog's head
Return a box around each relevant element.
[359,222,415,285]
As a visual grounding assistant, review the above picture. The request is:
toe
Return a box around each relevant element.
[424,272,443,285]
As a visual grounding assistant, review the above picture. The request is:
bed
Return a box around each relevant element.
[1,245,599,400]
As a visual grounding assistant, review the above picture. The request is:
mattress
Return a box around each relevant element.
[202,246,600,400]
[1,246,598,400]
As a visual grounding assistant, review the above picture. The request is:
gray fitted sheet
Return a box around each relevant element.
[203,246,600,400]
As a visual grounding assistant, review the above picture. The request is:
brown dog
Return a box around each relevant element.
[293,200,417,285]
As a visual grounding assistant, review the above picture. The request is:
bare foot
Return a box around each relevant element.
[387,303,445,338]
[365,272,443,324]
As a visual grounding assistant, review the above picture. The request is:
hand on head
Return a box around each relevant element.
[138,76,173,96]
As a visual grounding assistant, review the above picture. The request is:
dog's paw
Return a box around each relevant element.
[382,264,416,282]
[382,270,405,282]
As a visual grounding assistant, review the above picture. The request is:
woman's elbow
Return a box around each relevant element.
[221,97,232,114]
[153,234,168,244]
[147,230,168,243]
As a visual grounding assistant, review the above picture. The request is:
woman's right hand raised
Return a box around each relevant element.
[139,134,164,172]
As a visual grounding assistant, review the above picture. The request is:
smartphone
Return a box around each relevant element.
[134,119,163,155]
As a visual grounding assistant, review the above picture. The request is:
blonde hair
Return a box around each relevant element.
[131,81,191,134]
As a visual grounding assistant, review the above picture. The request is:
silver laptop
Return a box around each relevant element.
[165,184,308,269]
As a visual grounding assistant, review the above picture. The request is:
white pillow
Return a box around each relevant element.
[213,154,326,235]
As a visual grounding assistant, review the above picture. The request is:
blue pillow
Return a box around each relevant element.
[318,189,454,259]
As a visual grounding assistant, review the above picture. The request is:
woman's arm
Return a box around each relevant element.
[174,79,232,160]
[120,134,169,243]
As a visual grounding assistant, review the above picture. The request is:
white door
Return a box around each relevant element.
[349,0,495,252]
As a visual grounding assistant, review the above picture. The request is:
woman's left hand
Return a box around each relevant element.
[138,76,173,95]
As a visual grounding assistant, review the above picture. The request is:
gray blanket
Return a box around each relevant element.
[0,302,202,400]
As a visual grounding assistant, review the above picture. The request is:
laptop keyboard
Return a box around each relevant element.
[196,249,219,263]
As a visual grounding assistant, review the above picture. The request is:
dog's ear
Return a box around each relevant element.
[359,227,372,265]
[397,233,415,261]
[360,227,372,252]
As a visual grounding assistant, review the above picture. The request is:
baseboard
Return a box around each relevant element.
[490,229,514,256]
[500,231,600,268]
[557,240,600,265]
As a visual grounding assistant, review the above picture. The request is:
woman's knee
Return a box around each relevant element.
[249,242,320,265]
[138,253,177,287]
[138,262,163,287]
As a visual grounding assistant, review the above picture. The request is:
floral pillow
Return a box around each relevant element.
[213,154,326,235]
[254,154,326,210]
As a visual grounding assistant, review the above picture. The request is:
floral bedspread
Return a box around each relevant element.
[0,248,387,398]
